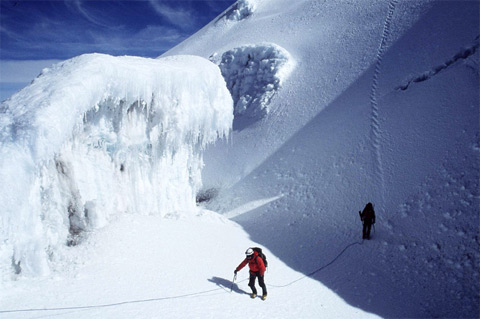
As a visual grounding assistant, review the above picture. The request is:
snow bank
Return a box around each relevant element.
[0,53,233,279]
[211,43,294,130]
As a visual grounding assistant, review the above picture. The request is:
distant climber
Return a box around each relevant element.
[235,247,267,300]
[359,202,376,239]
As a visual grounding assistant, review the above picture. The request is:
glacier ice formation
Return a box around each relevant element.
[0,53,233,278]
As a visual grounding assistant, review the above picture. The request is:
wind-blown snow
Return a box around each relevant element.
[0,53,233,279]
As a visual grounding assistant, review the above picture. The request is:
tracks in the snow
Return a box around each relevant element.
[369,0,398,211]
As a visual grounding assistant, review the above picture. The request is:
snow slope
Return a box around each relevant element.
[166,0,480,317]
[0,211,380,319]
[1,0,479,318]
[0,16,379,319]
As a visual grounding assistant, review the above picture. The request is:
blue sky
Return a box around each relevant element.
[0,0,236,100]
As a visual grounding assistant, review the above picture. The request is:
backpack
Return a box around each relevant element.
[252,247,268,268]
[362,203,375,220]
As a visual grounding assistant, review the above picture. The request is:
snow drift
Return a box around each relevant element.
[0,54,233,278]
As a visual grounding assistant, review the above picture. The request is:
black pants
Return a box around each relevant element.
[363,222,372,239]
[249,272,267,296]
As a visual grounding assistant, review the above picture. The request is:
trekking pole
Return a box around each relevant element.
[230,273,237,292]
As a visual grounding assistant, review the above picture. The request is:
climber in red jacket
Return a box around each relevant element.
[235,248,267,300]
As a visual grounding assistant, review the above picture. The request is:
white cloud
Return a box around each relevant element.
[148,1,195,30]
[65,0,113,28]
[134,25,185,43]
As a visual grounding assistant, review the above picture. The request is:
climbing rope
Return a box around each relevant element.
[0,276,253,314]
[268,240,364,288]
[0,286,226,314]
[1,240,364,314]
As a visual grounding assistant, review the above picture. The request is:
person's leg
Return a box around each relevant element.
[258,275,267,297]
[366,222,372,239]
[362,223,367,239]
[248,273,257,296]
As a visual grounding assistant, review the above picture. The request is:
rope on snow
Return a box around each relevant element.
[0,240,364,313]
[268,240,364,288]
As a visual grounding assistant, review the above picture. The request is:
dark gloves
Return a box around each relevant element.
[234,270,238,275]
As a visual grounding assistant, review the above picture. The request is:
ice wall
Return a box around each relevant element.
[0,54,233,278]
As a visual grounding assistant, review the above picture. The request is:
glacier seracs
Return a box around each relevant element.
[0,53,233,278]
[210,43,294,130]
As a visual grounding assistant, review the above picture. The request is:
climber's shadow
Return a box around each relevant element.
[208,276,249,295]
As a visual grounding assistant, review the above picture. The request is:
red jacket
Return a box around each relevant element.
[236,251,266,276]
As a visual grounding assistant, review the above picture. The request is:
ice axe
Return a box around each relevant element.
[230,273,237,292]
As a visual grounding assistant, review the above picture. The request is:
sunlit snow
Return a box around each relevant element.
[0,53,232,278]
[0,0,478,318]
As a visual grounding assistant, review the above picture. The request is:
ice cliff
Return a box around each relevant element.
[0,54,233,278]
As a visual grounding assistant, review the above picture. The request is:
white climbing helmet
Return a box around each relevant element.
[245,248,254,256]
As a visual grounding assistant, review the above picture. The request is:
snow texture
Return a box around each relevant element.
[0,212,381,319]
[0,53,233,278]
[210,43,294,130]
[167,0,480,317]
[215,0,257,23]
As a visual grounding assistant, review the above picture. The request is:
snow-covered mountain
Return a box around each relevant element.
[166,0,479,317]
[1,0,478,318]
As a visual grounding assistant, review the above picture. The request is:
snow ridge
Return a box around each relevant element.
[397,35,480,91]
[370,0,398,212]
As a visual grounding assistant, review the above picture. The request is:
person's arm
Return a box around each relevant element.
[235,258,248,273]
